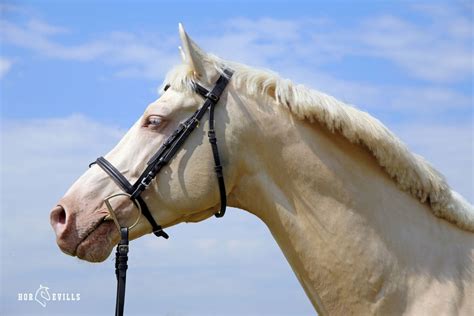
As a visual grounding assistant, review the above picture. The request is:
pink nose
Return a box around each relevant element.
[50,205,77,255]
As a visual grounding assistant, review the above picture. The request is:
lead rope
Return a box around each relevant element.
[115,227,129,316]
[104,193,140,316]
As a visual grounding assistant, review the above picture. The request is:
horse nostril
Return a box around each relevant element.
[57,207,66,224]
[50,205,66,228]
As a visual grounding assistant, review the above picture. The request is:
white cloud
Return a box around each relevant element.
[2,4,471,84]
[1,115,123,176]
[0,18,180,78]
[1,115,124,239]
[386,86,472,113]
[198,4,472,83]
[354,13,473,82]
[195,12,472,120]
[27,18,68,35]
[0,56,13,78]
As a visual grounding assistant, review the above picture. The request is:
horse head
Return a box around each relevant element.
[50,24,245,262]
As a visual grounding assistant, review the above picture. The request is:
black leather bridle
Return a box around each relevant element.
[89,68,233,316]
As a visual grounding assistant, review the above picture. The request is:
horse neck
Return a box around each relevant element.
[227,94,473,315]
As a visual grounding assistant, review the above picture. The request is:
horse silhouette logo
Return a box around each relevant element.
[34,284,51,307]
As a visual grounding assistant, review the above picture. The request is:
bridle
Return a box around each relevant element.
[89,68,233,316]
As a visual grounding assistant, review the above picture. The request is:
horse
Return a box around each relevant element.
[50,24,474,315]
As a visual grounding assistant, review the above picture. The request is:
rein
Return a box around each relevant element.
[89,69,233,316]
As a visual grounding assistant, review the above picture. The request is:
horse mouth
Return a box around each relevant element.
[75,217,117,262]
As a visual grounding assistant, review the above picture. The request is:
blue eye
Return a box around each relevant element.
[147,115,163,126]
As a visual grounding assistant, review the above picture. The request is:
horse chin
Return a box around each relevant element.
[76,220,117,263]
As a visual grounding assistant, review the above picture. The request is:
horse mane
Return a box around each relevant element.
[162,56,474,232]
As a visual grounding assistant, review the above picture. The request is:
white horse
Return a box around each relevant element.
[50,24,473,315]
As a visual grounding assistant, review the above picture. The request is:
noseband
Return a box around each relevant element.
[89,68,233,316]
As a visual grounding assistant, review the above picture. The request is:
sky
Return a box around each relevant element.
[0,1,472,315]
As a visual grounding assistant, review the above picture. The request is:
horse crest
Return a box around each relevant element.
[34,284,51,307]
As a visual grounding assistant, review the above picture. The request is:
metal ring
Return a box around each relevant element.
[104,193,142,232]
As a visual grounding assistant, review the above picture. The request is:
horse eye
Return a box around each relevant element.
[164,84,170,91]
[146,115,163,127]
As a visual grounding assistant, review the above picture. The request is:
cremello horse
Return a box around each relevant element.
[50,24,474,315]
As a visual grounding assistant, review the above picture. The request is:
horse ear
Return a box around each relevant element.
[178,23,208,81]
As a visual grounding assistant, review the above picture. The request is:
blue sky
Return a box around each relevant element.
[1,1,472,315]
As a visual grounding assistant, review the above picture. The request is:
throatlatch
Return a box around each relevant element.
[89,69,233,316]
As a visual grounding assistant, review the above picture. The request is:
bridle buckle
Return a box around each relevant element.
[206,92,219,102]
[117,244,129,254]
[140,177,152,188]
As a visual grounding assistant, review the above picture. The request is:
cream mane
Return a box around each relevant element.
[162,56,474,232]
